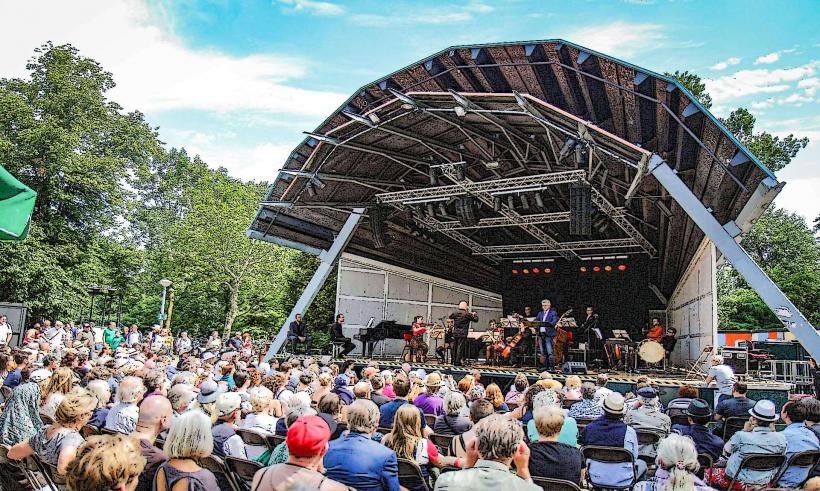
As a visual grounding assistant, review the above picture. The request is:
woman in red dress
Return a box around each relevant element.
[408,315,429,363]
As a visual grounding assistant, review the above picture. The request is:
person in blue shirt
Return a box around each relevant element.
[379,376,430,434]
[325,399,400,491]
[778,399,820,488]
[672,398,724,461]
[714,382,757,439]
[2,352,30,389]
[535,299,558,371]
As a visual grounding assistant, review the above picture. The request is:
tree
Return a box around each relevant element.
[721,108,808,172]
[666,70,713,108]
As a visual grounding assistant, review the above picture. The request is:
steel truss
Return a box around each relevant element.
[437,211,572,230]
[587,182,658,258]
[475,238,641,255]
[400,205,502,262]
[374,170,586,204]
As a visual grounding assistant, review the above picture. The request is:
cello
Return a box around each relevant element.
[500,319,532,359]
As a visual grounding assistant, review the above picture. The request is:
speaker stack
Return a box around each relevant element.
[569,183,592,236]
[370,206,391,249]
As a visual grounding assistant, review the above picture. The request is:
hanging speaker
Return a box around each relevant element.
[569,183,592,236]
[456,196,478,227]
[370,205,390,249]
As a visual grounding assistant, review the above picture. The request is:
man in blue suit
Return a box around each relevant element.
[535,299,558,371]
[324,399,400,491]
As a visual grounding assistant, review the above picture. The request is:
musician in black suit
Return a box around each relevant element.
[330,313,355,357]
[580,306,600,345]
[287,313,311,353]
[449,301,478,366]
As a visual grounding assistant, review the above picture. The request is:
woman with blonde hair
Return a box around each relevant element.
[634,433,715,491]
[9,389,97,475]
[154,410,219,491]
[65,434,146,491]
[383,405,461,490]
[311,372,333,406]
[243,386,279,435]
[40,366,76,419]
[484,383,509,412]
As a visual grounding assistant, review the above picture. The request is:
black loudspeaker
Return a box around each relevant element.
[569,183,592,235]
[562,361,587,374]
[722,347,748,375]
[369,206,390,249]
[456,196,478,227]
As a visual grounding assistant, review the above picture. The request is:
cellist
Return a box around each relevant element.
[484,319,504,365]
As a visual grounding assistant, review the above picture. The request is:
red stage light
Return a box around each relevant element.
[544,268,552,273]
[579,267,587,272]
[532,267,540,273]
[618,264,627,271]
[592,266,601,272]
[523,269,530,274]
[604,265,613,272]
[511,269,519,274]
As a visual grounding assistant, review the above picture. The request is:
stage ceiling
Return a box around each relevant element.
[248,39,780,297]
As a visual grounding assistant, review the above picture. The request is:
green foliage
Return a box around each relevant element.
[0,43,334,340]
[666,70,713,109]
[721,108,808,172]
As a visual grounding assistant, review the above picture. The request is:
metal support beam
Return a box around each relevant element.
[588,182,659,258]
[262,208,365,361]
[246,229,324,256]
[475,238,640,255]
[648,157,820,361]
[437,211,572,230]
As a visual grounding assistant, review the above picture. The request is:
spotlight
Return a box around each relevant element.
[533,192,544,208]
[455,164,465,181]
[511,269,519,275]
[558,138,576,159]
[523,269,530,274]
[579,267,587,272]
[532,267,540,274]
[429,168,439,186]
[426,203,435,217]
[592,266,601,272]
[604,265,613,272]
[311,176,326,189]
[454,105,467,117]
[544,268,552,273]
[507,195,515,210]
[520,194,530,210]
[437,202,447,216]
[618,264,627,271]
[306,182,317,197]
[493,196,502,212]
[367,113,381,124]
[575,144,585,166]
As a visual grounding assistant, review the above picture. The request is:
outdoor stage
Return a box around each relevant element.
[251,38,820,387]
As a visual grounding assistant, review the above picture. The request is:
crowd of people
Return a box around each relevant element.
[0,321,819,491]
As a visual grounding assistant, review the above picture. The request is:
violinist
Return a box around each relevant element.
[409,315,429,363]
[484,320,504,365]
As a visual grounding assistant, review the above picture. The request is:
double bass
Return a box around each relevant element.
[553,309,574,365]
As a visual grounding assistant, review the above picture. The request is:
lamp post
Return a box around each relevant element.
[105,287,117,326]
[87,284,102,325]
[158,279,172,326]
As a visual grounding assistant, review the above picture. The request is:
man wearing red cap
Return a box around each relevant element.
[251,415,347,491]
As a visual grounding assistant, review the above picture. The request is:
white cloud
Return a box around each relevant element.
[351,2,494,26]
[704,61,819,102]
[0,0,347,117]
[560,22,666,58]
[710,57,741,71]
[755,52,780,64]
[798,77,820,96]
[277,0,345,16]
[172,134,293,181]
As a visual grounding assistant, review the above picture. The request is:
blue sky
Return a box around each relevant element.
[2,0,818,220]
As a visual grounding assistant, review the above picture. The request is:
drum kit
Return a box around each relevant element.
[605,330,666,371]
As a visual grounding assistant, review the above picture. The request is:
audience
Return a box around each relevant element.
[86,379,112,428]
[434,391,471,435]
[528,405,584,485]
[380,375,431,433]
[105,376,144,434]
[40,366,75,419]
[580,392,647,488]
[434,413,539,491]
[251,415,348,491]
[65,434,146,491]
[131,395,172,491]
[505,373,529,406]
[666,384,699,413]
[0,368,43,446]
[562,375,583,401]
[325,399,400,491]
[451,399,495,459]
[671,398,724,460]
[594,373,613,405]
[634,433,715,491]
[370,374,391,406]
[414,373,445,416]
[568,382,604,420]
[777,399,820,488]
[624,386,671,457]
[714,381,757,439]
[316,392,345,440]
[526,389,578,446]
[330,374,354,405]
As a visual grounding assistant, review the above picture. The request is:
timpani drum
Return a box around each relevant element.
[638,339,665,363]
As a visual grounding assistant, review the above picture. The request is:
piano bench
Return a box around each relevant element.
[331,342,346,358]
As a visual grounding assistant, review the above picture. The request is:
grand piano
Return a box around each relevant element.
[353,318,412,358]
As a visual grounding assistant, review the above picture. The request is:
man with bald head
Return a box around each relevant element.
[131,395,172,491]
[449,300,479,366]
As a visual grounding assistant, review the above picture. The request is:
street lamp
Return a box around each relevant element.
[86,284,102,325]
[158,278,172,327]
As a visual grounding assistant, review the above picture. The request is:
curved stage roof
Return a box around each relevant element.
[248,39,781,296]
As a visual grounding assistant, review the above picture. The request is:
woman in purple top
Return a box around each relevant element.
[413,373,444,416]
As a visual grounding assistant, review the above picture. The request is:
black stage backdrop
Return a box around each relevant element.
[500,257,665,339]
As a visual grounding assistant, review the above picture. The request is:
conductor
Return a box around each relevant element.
[449,301,478,366]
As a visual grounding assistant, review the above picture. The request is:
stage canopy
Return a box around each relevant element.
[0,164,37,241]
[248,39,780,300]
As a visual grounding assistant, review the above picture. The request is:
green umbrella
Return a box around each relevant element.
[0,164,36,240]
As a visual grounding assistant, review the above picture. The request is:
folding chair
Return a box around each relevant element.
[198,455,242,491]
[635,430,663,464]
[38,456,66,490]
[81,424,100,438]
[236,428,273,451]
[725,453,786,491]
[266,434,286,449]
[532,476,582,491]
[0,443,40,490]
[377,426,393,434]
[429,433,454,457]
[100,427,119,435]
[721,416,747,441]
[424,414,437,427]
[563,399,581,409]
[696,453,714,479]
[39,413,55,425]
[773,450,820,488]
[225,456,264,491]
[581,445,637,490]
[397,457,430,491]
